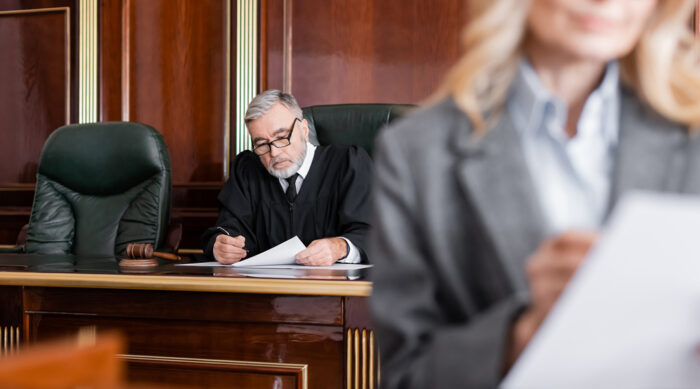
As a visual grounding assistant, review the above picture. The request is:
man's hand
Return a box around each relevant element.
[213,234,247,265]
[295,237,347,266]
[506,230,598,369]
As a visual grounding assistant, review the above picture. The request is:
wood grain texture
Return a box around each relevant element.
[24,287,344,325]
[0,0,77,244]
[0,3,75,184]
[100,0,232,183]
[98,0,122,121]
[262,0,466,106]
[122,0,229,184]
[23,287,347,388]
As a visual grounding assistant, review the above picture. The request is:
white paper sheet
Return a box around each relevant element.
[502,191,700,389]
[177,236,305,267]
[231,236,306,267]
[178,261,372,270]
[238,263,372,270]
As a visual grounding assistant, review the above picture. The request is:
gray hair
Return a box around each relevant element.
[244,89,303,124]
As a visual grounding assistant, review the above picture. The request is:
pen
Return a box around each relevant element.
[216,226,248,253]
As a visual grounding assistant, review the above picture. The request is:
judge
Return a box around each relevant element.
[202,90,371,266]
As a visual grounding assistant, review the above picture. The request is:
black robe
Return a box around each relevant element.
[202,144,372,262]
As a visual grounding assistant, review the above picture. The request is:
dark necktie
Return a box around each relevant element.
[285,173,299,203]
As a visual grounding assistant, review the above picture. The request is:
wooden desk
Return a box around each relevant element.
[0,254,376,389]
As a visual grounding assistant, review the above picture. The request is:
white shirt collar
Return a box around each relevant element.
[509,59,620,145]
[296,142,316,179]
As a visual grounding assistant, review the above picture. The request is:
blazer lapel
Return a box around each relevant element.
[454,111,547,291]
[608,89,688,215]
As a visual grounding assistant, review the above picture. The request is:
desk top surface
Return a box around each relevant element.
[0,254,372,296]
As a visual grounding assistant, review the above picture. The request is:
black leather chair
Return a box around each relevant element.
[302,103,414,156]
[19,122,172,257]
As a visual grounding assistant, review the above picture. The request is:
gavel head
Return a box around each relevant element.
[126,243,154,259]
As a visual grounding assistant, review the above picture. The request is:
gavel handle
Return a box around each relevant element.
[152,252,182,261]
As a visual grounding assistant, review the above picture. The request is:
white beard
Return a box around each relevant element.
[266,143,307,179]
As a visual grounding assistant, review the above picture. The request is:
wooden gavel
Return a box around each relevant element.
[126,243,182,261]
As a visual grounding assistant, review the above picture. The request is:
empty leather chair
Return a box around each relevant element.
[24,122,172,257]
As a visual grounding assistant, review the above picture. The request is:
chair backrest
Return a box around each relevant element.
[302,104,413,156]
[25,122,172,257]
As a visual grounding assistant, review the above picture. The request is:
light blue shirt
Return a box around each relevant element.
[279,143,361,263]
[507,60,620,235]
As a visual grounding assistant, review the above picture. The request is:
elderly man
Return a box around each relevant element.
[202,90,371,265]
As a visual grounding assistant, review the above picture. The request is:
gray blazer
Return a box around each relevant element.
[369,88,700,388]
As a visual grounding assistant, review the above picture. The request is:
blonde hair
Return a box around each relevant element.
[435,0,700,131]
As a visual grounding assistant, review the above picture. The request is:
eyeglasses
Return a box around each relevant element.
[252,118,300,156]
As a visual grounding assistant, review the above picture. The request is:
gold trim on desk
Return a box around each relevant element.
[1,326,20,356]
[121,354,308,389]
[347,328,377,389]
[0,272,372,296]
[362,329,367,389]
[347,328,352,389]
[369,330,375,389]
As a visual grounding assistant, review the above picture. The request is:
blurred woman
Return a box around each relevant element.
[369,0,700,387]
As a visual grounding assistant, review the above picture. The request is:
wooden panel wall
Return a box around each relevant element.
[261,0,467,107]
[0,7,70,183]
[100,0,232,184]
[0,0,77,244]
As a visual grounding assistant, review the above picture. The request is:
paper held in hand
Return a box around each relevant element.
[232,236,306,267]
[501,191,700,389]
